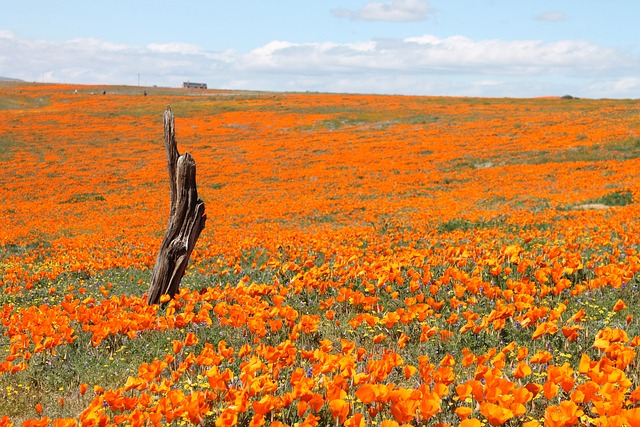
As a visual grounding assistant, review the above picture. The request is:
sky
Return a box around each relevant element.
[1,0,639,98]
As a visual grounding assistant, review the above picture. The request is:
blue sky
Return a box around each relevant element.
[1,0,639,97]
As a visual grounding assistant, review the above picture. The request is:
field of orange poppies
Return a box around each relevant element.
[1,82,640,427]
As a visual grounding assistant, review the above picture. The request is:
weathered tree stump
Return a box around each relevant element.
[147,106,206,305]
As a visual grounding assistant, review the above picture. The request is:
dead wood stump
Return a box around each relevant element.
[147,106,206,305]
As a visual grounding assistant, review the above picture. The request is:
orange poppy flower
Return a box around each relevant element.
[184,332,199,346]
[172,340,183,354]
[613,299,627,312]
[529,350,553,364]
[403,365,418,379]
[479,401,514,426]
[343,413,364,427]
[531,321,558,340]
[455,406,474,420]
[215,408,239,427]
[79,383,88,395]
[328,399,350,423]
[561,325,583,342]
[419,391,441,420]
[623,408,640,427]
[544,401,583,427]
[22,418,51,427]
[373,333,387,344]
[513,361,532,379]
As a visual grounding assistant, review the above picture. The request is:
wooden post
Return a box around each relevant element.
[147,106,206,305]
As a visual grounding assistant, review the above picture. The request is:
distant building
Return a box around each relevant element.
[183,82,207,89]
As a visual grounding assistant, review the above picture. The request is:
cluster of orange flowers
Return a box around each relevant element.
[1,83,640,426]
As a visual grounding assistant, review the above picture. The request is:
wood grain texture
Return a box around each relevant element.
[147,106,206,305]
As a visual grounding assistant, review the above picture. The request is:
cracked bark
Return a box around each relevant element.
[147,106,206,305]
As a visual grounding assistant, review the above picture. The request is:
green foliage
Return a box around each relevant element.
[588,190,634,207]
[0,93,49,111]
[438,216,509,233]
[61,193,106,204]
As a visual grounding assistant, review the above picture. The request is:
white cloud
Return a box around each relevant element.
[332,0,433,22]
[240,36,636,78]
[67,37,132,52]
[147,42,205,55]
[0,31,230,86]
[535,11,566,22]
[0,29,16,39]
[1,31,639,98]
[586,77,640,98]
